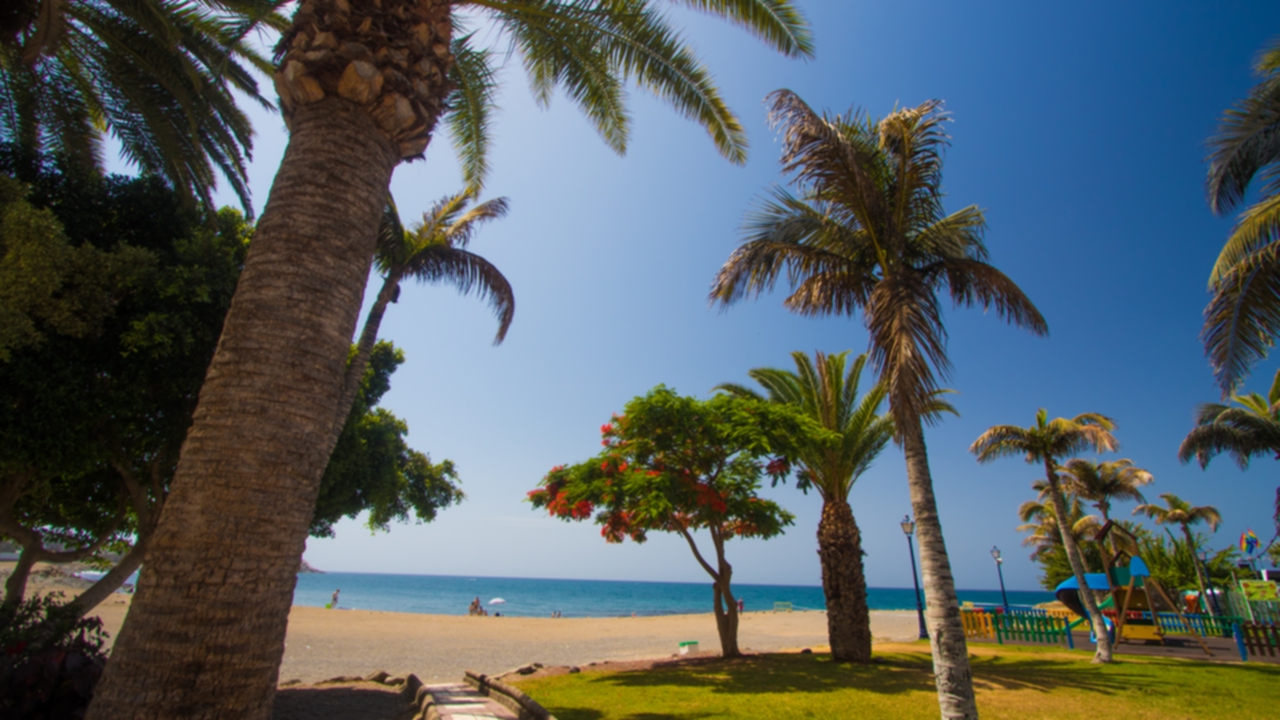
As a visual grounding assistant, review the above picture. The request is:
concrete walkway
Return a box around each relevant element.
[422,683,520,720]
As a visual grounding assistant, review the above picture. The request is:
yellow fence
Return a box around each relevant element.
[961,610,995,639]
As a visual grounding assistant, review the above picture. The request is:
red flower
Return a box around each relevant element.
[601,423,614,435]
[765,458,790,476]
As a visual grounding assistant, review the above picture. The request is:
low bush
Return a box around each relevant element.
[0,593,109,719]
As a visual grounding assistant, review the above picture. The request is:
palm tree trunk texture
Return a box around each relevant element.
[86,100,402,720]
[817,496,872,662]
[901,418,978,720]
[1043,463,1113,663]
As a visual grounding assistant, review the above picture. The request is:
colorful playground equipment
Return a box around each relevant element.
[1054,521,1217,654]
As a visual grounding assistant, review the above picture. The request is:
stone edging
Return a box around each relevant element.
[464,669,558,720]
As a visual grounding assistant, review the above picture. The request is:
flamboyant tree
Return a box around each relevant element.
[528,386,823,657]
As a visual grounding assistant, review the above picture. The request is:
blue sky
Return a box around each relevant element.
[181,1,1280,591]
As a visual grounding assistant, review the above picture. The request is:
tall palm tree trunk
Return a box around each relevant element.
[901,419,978,719]
[817,496,872,662]
[1043,462,1112,663]
[329,270,403,447]
[1182,525,1212,616]
[87,99,404,720]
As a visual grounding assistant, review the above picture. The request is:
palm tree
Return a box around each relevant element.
[1201,36,1280,394]
[716,350,895,662]
[328,191,514,452]
[1179,368,1280,550]
[710,91,1046,718]
[1134,493,1222,612]
[88,5,814,718]
[0,0,284,211]
[1058,458,1153,523]
[1017,493,1101,562]
[970,410,1118,663]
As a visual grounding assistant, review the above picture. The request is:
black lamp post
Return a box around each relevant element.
[991,545,1009,613]
[901,515,928,640]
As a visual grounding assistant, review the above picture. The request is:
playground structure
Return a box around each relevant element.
[1053,521,1220,654]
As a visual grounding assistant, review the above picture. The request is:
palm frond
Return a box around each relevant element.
[1201,237,1280,394]
[670,1,813,59]
[404,246,516,344]
[447,38,500,193]
[1209,193,1280,286]
[1206,35,1280,214]
[929,257,1048,337]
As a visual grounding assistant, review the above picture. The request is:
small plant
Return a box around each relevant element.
[0,593,109,719]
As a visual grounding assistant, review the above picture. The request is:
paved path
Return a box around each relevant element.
[422,683,519,720]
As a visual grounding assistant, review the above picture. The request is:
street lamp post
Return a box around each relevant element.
[901,515,928,640]
[991,546,1010,613]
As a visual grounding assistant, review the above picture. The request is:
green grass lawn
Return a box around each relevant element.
[516,642,1280,719]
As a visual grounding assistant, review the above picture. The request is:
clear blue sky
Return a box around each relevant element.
[177,1,1280,592]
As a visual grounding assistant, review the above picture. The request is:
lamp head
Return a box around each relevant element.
[900,515,915,536]
[991,545,1002,562]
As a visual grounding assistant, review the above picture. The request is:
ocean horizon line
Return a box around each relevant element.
[299,568,1047,595]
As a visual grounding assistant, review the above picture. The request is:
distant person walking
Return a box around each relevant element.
[737,598,744,614]
[331,589,340,608]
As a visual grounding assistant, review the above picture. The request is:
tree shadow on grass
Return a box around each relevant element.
[578,651,1269,700]
[580,654,932,697]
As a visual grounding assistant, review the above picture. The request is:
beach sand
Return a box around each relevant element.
[5,562,923,684]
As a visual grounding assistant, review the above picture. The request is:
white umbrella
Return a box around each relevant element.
[488,598,506,605]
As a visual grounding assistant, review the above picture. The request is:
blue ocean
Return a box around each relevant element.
[293,572,1053,618]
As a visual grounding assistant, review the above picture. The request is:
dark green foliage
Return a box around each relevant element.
[0,593,108,719]
[312,341,464,537]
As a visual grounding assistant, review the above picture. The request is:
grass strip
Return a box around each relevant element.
[517,641,1280,719]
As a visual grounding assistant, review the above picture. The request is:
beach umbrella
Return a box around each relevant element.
[488,598,506,605]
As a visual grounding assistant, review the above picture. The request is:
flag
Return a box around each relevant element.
[1241,529,1260,555]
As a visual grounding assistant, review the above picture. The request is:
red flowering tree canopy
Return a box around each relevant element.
[528,386,832,543]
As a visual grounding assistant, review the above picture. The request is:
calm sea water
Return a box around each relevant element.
[293,572,1053,618]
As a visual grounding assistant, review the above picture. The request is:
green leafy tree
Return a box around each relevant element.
[1133,493,1222,611]
[0,1,284,211]
[0,170,460,616]
[1058,458,1153,523]
[528,386,821,658]
[971,410,1118,663]
[90,6,815,714]
[1201,36,1280,393]
[314,341,463,537]
[715,350,895,662]
[709,90,1045,715]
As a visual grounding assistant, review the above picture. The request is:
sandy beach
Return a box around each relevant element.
[6,562,923,684]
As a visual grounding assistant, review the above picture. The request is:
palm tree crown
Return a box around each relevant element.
[1134,493,1222,534]
[1200,37,1280,393]
[710,91,1045,426]
[1058,458,1153,522]
[971,409,1119,466]
[1180,368,1280,469]
[715,350,893,501]
[1,0,284,212]
[1017,494,1100,561]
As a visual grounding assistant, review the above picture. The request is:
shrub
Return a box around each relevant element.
[0,593,109,719]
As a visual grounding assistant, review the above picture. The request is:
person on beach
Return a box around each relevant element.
[737,598,744,614]
[331,589,340,607]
